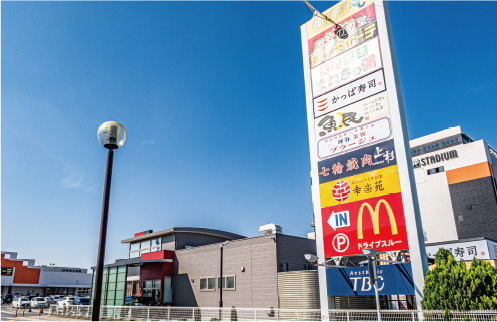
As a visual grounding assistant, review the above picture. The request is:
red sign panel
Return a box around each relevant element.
[321,192,409,257]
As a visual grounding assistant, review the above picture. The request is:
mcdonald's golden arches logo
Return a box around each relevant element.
[357,199,398,239]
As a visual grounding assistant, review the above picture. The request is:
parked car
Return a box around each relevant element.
[45,297,57,306]
[3,294,13,304]
[52,295,63,303]
[31,297,49,308]
[124,296,144,306]
[74,297,90,305]
[12,297,31,309]
[57,296,76,308]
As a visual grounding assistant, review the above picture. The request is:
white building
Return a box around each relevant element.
[409,126,497,258]
[1,251,92,296]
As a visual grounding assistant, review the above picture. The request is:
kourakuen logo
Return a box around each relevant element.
[357,199,398,239]
[332,180,351,202]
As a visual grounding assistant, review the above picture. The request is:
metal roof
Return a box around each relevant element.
[120,227,246,244]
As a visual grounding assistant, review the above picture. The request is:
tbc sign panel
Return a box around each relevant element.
[326,263,414,296]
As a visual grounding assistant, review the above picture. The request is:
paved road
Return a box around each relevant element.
[1,304,76,321]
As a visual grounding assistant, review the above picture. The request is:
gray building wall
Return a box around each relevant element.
[172,234,317,308]
[174,232,234,251]
[277,271,319,309]
[173,235,279,308]
[450,176,497,240]
[275,235,317,272]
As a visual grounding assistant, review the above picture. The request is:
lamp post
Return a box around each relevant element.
[219,240,230,319]
[363,249,381,322]
[92,121,126,321]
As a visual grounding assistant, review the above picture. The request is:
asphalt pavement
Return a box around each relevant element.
[0,304,79,321]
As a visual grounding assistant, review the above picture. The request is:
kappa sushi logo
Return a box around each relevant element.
[316,97,329,112]
[332,180,351,202]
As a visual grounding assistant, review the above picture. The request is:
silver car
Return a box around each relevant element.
[31,297,49,308]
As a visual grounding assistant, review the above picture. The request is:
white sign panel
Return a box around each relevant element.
[314,91,390,139]
[313,69,386,118]
[426,239,497,261]
[317,116,392,160]
[311,37,383,98]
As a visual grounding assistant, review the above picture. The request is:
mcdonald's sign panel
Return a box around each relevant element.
[321,192,409,257]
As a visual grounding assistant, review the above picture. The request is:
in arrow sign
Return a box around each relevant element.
[328,210,350,231]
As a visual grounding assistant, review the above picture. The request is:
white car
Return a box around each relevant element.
[57,296,76,308]
[52,295,63,303]
[74,297,90,305]
[31,297,49,308]
[12,297,31,309]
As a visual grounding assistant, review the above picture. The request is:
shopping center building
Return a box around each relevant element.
[409,126,497,264]
[1,251,92,296]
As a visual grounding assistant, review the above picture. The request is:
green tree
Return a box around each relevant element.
[230,306,238,321]
[422,248,497,312]
[194,307,201,321]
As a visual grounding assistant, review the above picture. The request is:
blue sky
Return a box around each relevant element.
[2,1,497,270]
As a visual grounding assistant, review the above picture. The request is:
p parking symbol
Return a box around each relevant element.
[332,233,350,253]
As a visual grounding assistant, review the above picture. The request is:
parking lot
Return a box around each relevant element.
[0,304,78,321]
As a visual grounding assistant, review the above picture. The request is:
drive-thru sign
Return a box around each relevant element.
[301,0,428,317]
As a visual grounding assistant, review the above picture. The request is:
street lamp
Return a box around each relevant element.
[219,240,230,319]
[92,121,126,321]
[362,249,381,322]
[304,254,350,268]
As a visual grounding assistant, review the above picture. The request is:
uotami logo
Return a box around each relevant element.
[332,180,351,202]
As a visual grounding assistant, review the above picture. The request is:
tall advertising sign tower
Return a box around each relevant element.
[301,0,428,318]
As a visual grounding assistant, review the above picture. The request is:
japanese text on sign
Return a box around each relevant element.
[321,192,409,257]
[313,69,386,118]
[317,116,392,160]
[314,91,389,138]
[311,37,383,98]
[318,139,396,184]
[310,21,378,68]
[319,164,401,207]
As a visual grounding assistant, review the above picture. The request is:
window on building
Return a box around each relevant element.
[152,238,161,247]
[130,243,140,251]
[140,241,151,249]
[200,277,216,291]
[200,279,207,290]
[129,252,139,259]
[427,166,444,175]
[226,276,235,289]
[208,278,215,290]
[217,276,236,290]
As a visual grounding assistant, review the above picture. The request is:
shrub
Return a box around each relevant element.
[194,307,201,321]
[422,248,497,311]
